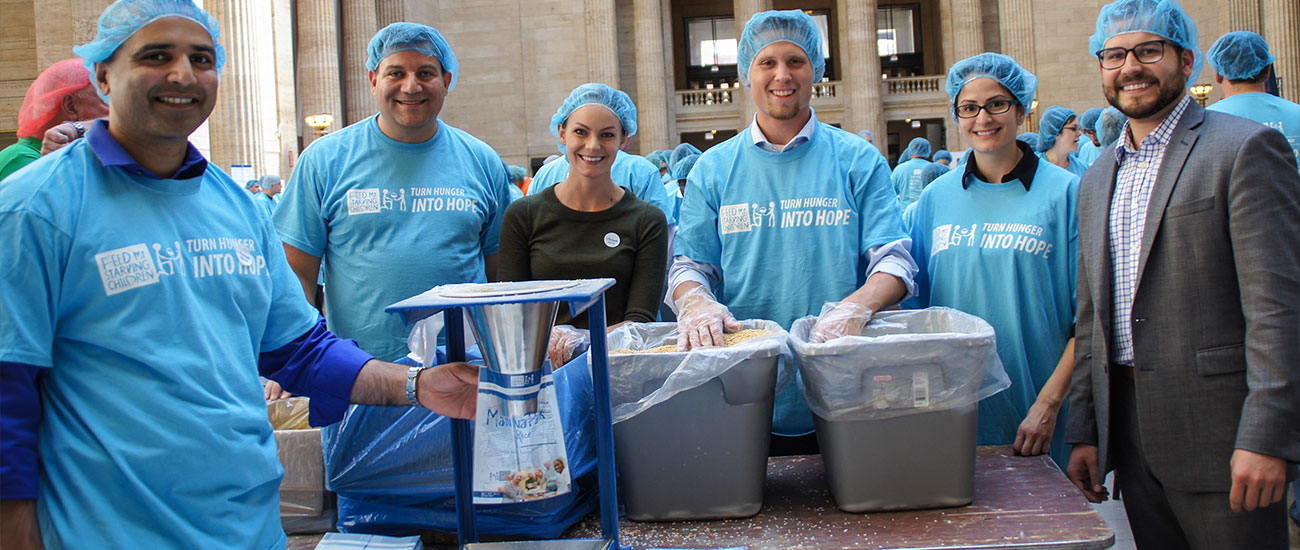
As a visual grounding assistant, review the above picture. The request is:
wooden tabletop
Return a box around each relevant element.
[566,446,1114,550]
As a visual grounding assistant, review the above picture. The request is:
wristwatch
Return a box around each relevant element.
[63,120,85,139]
[406,365,427,407]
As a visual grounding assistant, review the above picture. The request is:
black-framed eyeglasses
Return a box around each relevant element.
[1096,40,1170,70]
[954,99,1016,119]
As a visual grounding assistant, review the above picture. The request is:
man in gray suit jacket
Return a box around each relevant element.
[1065,1,1300,548]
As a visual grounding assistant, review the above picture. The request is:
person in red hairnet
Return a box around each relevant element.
[0,58,109,181]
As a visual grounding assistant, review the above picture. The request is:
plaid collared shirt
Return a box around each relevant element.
[1108,95,1192,366]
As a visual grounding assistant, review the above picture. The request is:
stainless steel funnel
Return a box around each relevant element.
[465,301,560,417]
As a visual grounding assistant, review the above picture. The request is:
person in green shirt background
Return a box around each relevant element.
[0,58,108,182]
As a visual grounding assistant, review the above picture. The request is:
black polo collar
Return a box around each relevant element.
[962,139,1038,191]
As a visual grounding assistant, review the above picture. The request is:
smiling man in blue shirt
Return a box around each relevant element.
[0,2,477,548]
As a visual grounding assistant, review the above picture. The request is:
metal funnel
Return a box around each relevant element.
[465,301,560,417]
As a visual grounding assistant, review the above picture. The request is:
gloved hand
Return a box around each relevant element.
[547,325,588,368]
[809,301,874,343]
[674,286,742,351]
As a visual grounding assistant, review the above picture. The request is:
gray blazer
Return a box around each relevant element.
[1066,100,1300,492]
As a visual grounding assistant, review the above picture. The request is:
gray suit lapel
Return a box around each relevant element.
[1136,101,1203,287]
[1084,153,1119,335]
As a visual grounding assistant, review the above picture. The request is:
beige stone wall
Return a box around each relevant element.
[1,0,108,135]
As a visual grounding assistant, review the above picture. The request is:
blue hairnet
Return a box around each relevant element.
[507,165,527,184]
[737,10,826,88]
[1090,0,1202,85]
[550,83,638,141]
[902,137,932,159]
[1036,106,1076,151]
[1017,132,1039,150]
[1097,107,1128,147]
[245,179,260,190]
[858,129,874,140]
[669,142,702,172]
[932,150,953,163]
[645,150,667,170]
[672,153,700,181]
[1079,108,1104,131]
[945,53,1037,119]
[1207,31,1275,81]
[74,0,226,99]
[259,174,281,187]
[366,23,459,91]
[919,163,950,189]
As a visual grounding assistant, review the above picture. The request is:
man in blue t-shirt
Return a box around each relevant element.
[669,10,916,452]
[275,23,510,362]
[1205,31,1300,173]
[0,2,478,548]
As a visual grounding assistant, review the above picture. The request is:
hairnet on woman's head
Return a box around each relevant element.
[74,0,226,98]
[669,142,702,171]
[1097,107,1128,147]
[645,150,667,170]
[902,137,932,159]
[672,153,700,181]
[737,10,826,88]
[17,59,98,138]
[1090,0,1202,85]
[1079,108,1104,131]
[945,53,1037,119]
[1036,106,1076,151]
[858,129,874,140]
[932,150,953,163]
[506,165,527,184]
[1207,31,1275,81]
[1017,132,1039,150]
[366,23,459,91]
[550,83,638,139]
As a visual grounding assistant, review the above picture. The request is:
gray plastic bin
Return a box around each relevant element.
[790,308,1008,513]
[607,322,785,521]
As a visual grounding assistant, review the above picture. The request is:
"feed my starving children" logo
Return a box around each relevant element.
[94,237,269,297]
[930,222,1054,259]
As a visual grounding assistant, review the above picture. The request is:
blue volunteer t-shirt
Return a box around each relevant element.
[1075,140,1102,166]
[528,150,677,224]
[1036,151,1090,178]
[0,125,320,549]
[1207,92,1300,172]
[907,156,1078,466]
[676,123,907,435]
[254,190,277,219]
[275,115,509,361]
[891,157,931,208]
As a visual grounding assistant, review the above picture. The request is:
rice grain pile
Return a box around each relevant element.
[611,329,775,354]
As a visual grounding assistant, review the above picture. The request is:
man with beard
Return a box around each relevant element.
[1064,1,1300,548]
[0,2,478,548]
[668,9,916,454]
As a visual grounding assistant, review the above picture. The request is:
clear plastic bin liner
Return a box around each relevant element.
[322,349,597,538]
[606,320,791,424]
[790,307,1010,421]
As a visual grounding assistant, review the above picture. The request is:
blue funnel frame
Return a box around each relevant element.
[386,279,620,548]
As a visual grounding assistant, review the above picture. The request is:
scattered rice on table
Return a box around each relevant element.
[611,329,776,354]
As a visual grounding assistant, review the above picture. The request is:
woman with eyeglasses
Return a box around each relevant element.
[904,53,1079,468]
[1036,106,1090,177]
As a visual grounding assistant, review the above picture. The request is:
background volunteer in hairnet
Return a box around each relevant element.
[526,131,677,226]
[906,52,1079,467]
[1095,107,1126,148]
[0,58,108,181]
[0,2,478,547]
[1073,107,1105,166]
[892,137,933,208]
[1035,106,1089,177]
[669,10,916,442]
[1205,31,1299,172]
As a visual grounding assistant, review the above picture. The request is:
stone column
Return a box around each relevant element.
[342,1,381,125]
[840,0,885,140]
[949,0,984,62]
[297,0,344,148]
[634,0,670,152]
[1263,0,1300,101]
[207,0,267,175]
[272,0,298,176]
[586,0,620,87]
[997,0,1036,130]
[733,0,774,128]
[376,0,405,27]
[1228,0,1262,34]
[33,0,108,70]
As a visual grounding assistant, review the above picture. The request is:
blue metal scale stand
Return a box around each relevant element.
[386,279,622,550]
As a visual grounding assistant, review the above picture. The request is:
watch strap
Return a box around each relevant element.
[406,365,426,407]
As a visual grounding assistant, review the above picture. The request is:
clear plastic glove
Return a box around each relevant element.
[547,325,588,368]
[809,301,874,343]
[264,379,293,400]
[674,286,742,351]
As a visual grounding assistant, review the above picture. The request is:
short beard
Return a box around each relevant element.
[1105,74,1186,121]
